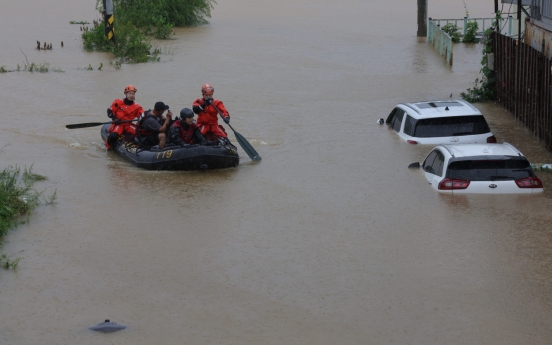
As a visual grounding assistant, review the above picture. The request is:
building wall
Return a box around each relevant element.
[525,20,552,59]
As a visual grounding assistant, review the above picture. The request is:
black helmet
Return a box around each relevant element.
[180,108,194,118]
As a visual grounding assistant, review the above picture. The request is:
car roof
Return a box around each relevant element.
[399,100,482,119]
[436,143,523,158]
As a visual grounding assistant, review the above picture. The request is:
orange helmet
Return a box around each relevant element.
[201,83,214,95]
[124,85,137,93]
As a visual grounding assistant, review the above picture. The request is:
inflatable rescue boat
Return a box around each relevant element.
[100,124,239,171]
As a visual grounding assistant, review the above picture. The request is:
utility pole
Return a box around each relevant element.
[417,0,427,37]
[103,0,115,41]
[518,0,522,41]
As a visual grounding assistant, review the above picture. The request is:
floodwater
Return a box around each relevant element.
[1,0,552,344]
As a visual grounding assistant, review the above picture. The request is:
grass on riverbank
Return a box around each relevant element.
[0,165,56,269]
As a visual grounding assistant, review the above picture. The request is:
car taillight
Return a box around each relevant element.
[515,177,543,188]
[438,178,470,190]
[407,140,418,145]
[486,135,497,143]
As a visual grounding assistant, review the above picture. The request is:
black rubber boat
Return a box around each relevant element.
[100,124,239,170]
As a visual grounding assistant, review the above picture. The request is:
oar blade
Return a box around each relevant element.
[234,131,261,161]
[66,122,106,129]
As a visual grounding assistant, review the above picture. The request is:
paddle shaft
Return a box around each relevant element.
[209,102,261,161]
[66,119,136,129]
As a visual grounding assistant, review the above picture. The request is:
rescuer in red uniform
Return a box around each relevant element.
[169,108,208,146]
[192,84,230,141]
[106,85,144,149]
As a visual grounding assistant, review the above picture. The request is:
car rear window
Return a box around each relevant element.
[446,158,535,181]
[412,115,491,138]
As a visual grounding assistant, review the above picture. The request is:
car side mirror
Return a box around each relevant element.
[408,162,420,169]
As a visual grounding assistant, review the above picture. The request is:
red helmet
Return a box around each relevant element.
[201,83,214,95]
[124,85,137,93]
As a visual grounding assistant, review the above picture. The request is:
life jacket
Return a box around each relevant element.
[192,98,229,125]
[110,98,143,121]
[136,110,158,138]
[172,120,200,144]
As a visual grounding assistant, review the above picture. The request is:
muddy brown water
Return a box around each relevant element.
[2,1,552,344]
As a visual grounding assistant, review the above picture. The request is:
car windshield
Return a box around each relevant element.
[446,158,534,181]
[412,115,490,138]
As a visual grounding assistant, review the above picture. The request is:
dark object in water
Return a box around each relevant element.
[100,124,240,171]
[89,319,127,333]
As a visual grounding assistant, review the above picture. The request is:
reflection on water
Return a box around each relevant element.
[1,0,552,344]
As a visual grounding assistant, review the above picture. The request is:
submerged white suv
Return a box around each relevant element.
[385,100,496,145]
[409,143,543,194]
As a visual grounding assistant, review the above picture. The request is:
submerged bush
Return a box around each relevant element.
[442,23,461,43]
[0,165,56,241]
[463,21,479,43]
[83,0,215,62]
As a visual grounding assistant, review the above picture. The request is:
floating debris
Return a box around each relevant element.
[89,319,127,333]
[531,163,552,172]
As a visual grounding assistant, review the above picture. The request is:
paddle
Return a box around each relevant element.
[210,102,261,161]
[66,120,136,129]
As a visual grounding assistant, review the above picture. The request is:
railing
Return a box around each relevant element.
[428,16,515,66]
[428,20,453,65]
[431,17,514,37]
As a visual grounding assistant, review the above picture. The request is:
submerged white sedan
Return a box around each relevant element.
[409,143,544,194]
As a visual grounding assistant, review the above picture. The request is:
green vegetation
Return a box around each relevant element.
[463,21,479,43]
[0,255,20,270]
[0,165,56,269]
[442,23,461,43]
[82,21,157,63]
[0,63,64,73]
[461,13,499,103]
[82,0,215,63]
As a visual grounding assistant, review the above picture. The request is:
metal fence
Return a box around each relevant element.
[493,32,552,150]
[428,16,513,66]
[428,20,453,65]
[431,17,513,37]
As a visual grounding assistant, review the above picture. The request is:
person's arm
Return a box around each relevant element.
[134,106,145,120]
[169,125,183,145]
[158,110,173,133]
[214,100,230,123]
[193,127,207,145]
[192,98,205,114]
[110,99,122,124]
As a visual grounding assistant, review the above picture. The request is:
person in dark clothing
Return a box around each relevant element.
[136,102,173,149]
[169,108,208,147]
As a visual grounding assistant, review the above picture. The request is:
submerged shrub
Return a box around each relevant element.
[82,22,158,63]
[0,165,56,240]
[442,23,461,43]
[463,21,479,43]
[83,0,215,62]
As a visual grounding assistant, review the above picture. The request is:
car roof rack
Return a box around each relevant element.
[439,144,455,157]
[400,103,421,115]
[503,142,523,156]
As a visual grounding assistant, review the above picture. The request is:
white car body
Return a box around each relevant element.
[418,143,544,194]
[385,100,496,145]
